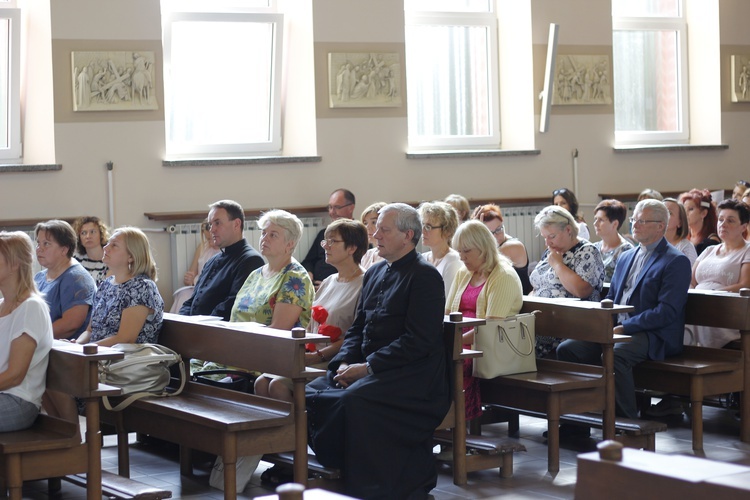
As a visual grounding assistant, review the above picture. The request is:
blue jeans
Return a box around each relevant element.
[556,333,650,419]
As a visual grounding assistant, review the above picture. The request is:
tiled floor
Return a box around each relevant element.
[19,402,750,499]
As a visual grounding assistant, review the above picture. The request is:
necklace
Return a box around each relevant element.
[338,268,363,283]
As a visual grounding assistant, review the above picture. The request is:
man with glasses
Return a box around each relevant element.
[179,200,263,321]
[302,188,356,289]
[557,199,691,420]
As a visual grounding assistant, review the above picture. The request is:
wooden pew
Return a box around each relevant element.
[576,442,750,500]
[102,313,326,500]
[434,314,526,485]
[633,289,750,451]
[478,296,634,473]
[0,341,123,500]
[265,314,527,488]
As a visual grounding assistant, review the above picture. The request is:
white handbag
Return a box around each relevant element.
[472,312,538,379]
[99,343,186,411]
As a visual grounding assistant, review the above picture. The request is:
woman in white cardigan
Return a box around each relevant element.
[445,220,523,421]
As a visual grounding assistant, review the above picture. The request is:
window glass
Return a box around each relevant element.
[613,29,680,133]
[405,0,490,13]
[162,5,283,157]
[612,0,680,18]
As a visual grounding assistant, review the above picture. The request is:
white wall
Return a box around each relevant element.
[2,0,749,304]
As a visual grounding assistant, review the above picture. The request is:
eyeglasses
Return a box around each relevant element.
[422,224,443,232]
[327,203,353,212]
[629,218,661,226]
[489,225,504,235]
[553,188,568,197]
[201,223,210,231]
[739,180,750,188]
[320,238,345,248]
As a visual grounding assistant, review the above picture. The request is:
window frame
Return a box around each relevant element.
[0,7,21,161]
[404,9,500,151]
[612,3,689,145]
[161,7,283,158]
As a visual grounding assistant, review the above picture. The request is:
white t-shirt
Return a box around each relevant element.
[0,295,54,407]
[422,249,462,299]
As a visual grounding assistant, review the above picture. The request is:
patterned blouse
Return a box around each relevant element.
[230,259,314,328]
[89,274,164,344]
[529,240,604,358]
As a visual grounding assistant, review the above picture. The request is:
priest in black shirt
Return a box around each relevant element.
[306,203,449,499]
[179,200,263,321]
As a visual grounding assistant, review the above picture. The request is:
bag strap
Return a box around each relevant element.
[497,321,535,357]
[102,359,187,412]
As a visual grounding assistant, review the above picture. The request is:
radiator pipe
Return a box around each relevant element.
[572,148,579,196]
[106,161,114,227]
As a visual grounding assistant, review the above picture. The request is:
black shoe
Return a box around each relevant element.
[543,424,590,439]
[260,465,294,486]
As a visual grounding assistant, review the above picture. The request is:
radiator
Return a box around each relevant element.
[169,217,325,292]
[168,208,546,293]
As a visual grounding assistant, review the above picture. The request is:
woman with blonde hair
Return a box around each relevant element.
[446,221,523,421]
[0,232,53,432]
[418,201,462,296]
[76,227,163,346]
[444,193,471,223]
[359,201,387,269]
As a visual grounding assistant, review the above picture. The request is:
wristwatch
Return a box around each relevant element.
[366,362,374,375]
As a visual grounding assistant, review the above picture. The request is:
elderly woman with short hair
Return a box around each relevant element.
[530,205,604,357]
[418,201,462,296]
[231,209,314,328]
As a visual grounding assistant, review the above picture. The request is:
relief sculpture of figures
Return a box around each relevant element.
[328,52,402,108]
[731,55,750,102]
[72,51,158,111]
[552,55,612,106]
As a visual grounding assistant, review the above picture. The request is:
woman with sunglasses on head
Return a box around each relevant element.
[418,201,462,297]
[732,180,750,201]
[530,205,604,358]
[169,219,220,313]
[553,188,590,241]
[471,204,532,294]
[678,188,720,255]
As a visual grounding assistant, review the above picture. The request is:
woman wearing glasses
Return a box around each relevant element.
[592,199,633,282]
[418,201,462,296]
[530,205,604,357]
[471,204,532,294]
[678,188,720,255]
[169,219,220,313]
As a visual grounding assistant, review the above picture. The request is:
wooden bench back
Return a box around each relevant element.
[46,341,123,399]
[521,296,633,344]
[685,290,750,331]
[159,313,326,379]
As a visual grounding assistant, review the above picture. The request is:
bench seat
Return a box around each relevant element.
[64,471,172,499]
[479,359,606,473]
[634,345,743,450]
[432,429,526,479]
[0,415,79,455]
